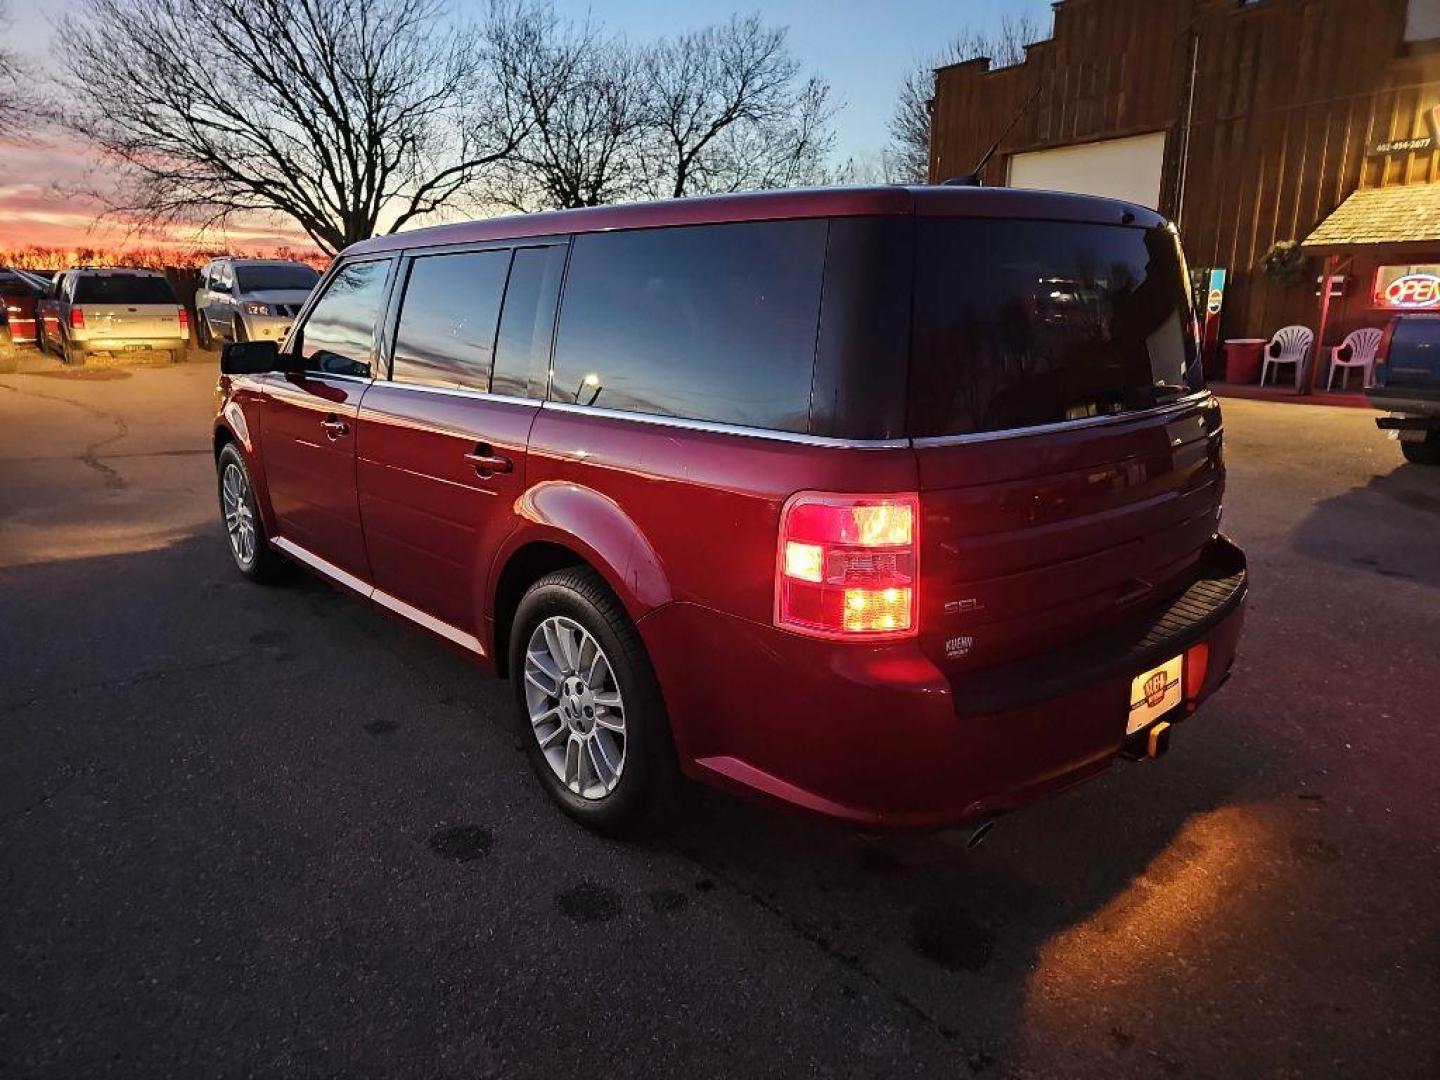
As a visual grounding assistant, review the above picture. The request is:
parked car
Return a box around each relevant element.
[0,267,44,344]
[194,258,319,349]
[212,186,1247,835]
[1368,313,1440,464]
[36,268,189,366]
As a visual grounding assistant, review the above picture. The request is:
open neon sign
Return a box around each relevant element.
[1376,268,1440,309]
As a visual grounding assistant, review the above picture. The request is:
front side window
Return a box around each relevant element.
[908,219,1203,437]
[550,220,828,432]
[294,259,392,378]
[391,250,510,391]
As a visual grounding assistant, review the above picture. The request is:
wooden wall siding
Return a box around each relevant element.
[930,0,1440,344]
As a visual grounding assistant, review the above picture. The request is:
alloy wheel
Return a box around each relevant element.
[523,616,626,800]
[221,462,257,566]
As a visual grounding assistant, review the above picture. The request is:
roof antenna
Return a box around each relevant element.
[941,82,1045,187]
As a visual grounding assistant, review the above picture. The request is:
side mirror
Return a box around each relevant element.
[221,340,282,375]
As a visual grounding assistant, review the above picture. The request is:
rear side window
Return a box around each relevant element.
[392,250,510,391]
[492,245,566,400]
[909,220,1203,438]
[551,220,827,432]
[73,275,177,304]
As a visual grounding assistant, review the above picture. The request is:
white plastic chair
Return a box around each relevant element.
[1260,325,1314,388]
[1326,327,1383,390]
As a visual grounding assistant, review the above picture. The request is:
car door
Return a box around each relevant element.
[196,262,218,331]
[356,242,565,641]
[261,256,396,585]
[38,272,67,346]
[209,261,236,337]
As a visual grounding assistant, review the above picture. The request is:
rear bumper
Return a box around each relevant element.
[70,335,188,353]
[642,535,1247,830]
[1367,387,1440,421]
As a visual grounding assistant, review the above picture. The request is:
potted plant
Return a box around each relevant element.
[1261,240,1309,287]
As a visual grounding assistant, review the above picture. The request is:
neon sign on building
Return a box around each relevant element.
[1375,265,1440,309]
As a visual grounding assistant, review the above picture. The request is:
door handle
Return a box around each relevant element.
[464,444,513,476]
[321,416,349,440]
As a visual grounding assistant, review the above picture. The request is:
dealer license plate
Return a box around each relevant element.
[1127,655,1183,734]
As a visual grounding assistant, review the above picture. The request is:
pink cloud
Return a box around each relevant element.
[0,136,316,251]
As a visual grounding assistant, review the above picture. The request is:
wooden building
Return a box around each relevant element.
[929,0,1440,383]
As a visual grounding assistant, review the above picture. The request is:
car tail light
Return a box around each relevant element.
[69,307,84,329]
[177,306,189,330]
[775,492,919,640]
[1183,642,1210,703]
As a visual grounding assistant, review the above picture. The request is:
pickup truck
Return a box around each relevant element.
[1369,314,1440,464]
[35,268,189,366]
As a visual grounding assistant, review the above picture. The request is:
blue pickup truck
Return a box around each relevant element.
[1368,314,1440,465]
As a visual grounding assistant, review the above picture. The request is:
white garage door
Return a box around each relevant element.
[1007,131,1167,209]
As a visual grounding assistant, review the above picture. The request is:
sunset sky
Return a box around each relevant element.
[0,0,1047,252]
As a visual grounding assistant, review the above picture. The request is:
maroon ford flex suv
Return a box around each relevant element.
[213,186,1247,834]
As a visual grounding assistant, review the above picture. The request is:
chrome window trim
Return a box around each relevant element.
[909,392,1214,448]
[539,400,909,449]
[375,378,542,408]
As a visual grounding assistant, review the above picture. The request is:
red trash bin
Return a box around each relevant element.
[1223,338,1266,384]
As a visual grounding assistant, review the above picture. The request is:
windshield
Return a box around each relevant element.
[74,275,177,304]
[235,264,320,292]
[908,219,1203,437]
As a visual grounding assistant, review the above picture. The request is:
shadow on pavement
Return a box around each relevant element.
[0,529,1273,1077]
[1291,460,1440,588]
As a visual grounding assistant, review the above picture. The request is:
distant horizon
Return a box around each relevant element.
[0,0,1052,251]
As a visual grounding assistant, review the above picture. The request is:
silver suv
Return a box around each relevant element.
[194,258,320,348]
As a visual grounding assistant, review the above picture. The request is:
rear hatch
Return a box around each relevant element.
[907,213,1224,677]
[74,274,183,340]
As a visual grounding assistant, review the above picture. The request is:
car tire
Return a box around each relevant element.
[509,567,677,835]
[217,443,288,584]
[1400,434,1440,465]
[196,314,212,350]
[61,338,85,367]
[169,347,186,364]
[233,317,248,343]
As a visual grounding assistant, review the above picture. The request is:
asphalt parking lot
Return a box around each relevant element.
[2,356,1437,1079]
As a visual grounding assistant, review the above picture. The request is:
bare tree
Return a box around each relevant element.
[56,0,544,253]
[0,0,41,133]
[640,15,833,199]
[887,13,1044,184]
[490,18,649,211]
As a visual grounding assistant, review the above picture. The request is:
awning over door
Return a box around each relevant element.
[1303,183,1440,253]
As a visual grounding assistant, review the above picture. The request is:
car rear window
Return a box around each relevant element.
[908,219,1203,438]
[235,264,320,292]
[73,275,177,305]
[551,219,828,433]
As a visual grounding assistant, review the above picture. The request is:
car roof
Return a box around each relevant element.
[344,185,1168,258]
[223,258,315,267]
[69,267,167,277]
